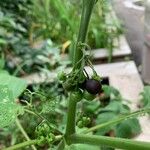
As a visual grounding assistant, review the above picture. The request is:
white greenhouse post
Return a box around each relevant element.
[142,0,150,84]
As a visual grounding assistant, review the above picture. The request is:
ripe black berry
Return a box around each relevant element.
[85,79,102,95]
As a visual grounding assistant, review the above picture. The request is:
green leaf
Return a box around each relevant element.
[41,99,57,114]
[0,57,5,69]
[101,146,114,150]
[100,101,130,114]
[83,100,100,114]
[0,85,24,128]
[65,144,100,150]
[140,86,150,108]
[0,38,7,45]
[0,73,27,128]
[96,112,117,135]
[115,118,141,138]
[102,85,120,98]
[0,73,27,99]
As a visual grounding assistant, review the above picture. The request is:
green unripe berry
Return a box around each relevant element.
[70,90,83,102]
[46,133,55,143]
[77,120,84,128]
[37,136,46,146]
[82,117,91,125]
[57,71,66,81]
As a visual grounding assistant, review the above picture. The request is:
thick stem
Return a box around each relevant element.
[4,140,38,150]
[15,118,37,150]
[65,0,96,145]
[70,134,150,150]
[65,94,77,138]
[73,0,96,68]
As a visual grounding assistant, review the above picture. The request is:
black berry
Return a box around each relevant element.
[85,79,102,95]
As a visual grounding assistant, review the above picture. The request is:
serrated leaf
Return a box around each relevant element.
[0,85,24,128]
[0,73,27,99]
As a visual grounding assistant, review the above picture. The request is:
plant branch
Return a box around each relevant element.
[57,140,65,150]
[70,134,150,150]
[4,135,62,150]
[81,107,150,134]
[15,118,37,150]
[24,109,62,134]
[4,140,38,150]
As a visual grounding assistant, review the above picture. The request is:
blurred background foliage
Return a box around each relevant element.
[0,0,123,75]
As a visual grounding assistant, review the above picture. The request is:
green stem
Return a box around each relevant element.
[70,134,150,150]
[73,0,96,68]
[4,140,38,150]
[25,109,62,134]
[57,140,65,150]
[65,94,77,138]
[15,118,37,150]
[4,135,62,150]
[82,107,150,134]
[65,0,96,143]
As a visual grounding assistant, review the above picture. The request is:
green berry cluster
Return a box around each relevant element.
[35,122,55,145]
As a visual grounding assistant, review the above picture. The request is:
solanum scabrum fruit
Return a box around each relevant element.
[85,79,102,95]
